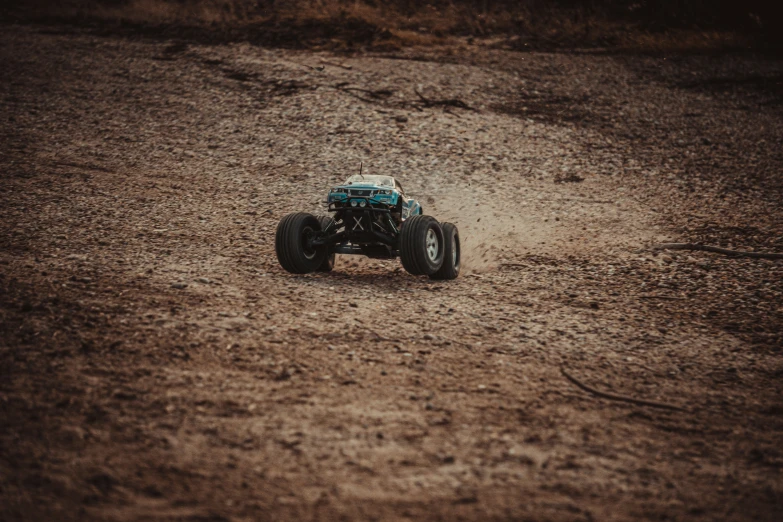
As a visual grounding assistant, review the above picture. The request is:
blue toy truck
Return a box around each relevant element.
[275,174,460,279]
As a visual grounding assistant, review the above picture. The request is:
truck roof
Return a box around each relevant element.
[344,174,395,187]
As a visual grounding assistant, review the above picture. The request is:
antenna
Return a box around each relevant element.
[359,162,364,179]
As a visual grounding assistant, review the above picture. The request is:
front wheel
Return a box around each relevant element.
[275,213,326,274]
[429,222,460,280]
[399,215,444,276]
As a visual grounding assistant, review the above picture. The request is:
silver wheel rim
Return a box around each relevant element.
[426,228,439,261]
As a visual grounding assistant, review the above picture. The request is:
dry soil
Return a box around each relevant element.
[1,23,783,522]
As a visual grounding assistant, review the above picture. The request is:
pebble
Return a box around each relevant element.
[88,472,117,495]
[171,282,188,289]
[59,425,86,447]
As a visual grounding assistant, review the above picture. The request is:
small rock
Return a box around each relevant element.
[423,333,435,341]
[142,485,163,498]
[59,425,86,447]
[196,277,211,284]
[394,115,408,123]
[349,302,358,308]
[171,282,187,289]
[112,389,137,400]
[87,472,117,495]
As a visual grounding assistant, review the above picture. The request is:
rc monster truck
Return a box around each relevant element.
[275,174,460,279]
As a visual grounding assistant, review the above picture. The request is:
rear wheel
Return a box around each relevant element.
[430,222,460,280]
[399,215,444,276]
[275,213,326,274]
[316,215,336,272]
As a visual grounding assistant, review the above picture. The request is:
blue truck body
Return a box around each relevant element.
[326,175,422,221]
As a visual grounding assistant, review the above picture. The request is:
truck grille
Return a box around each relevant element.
[349,189,374,196]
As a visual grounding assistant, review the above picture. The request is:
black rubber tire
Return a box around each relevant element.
[430,222,460,280]
[275,212,326,274]
[316,215,336,272]
[399,215,445,276]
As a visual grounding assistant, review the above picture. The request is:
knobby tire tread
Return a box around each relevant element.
[276,213,323,274]
[401,215,442,276]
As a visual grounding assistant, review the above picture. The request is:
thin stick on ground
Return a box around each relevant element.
[338,86,394,99]
[319,60,352,70]
[414,88,476,111]
[561,367,687,412]
[654,243,783,260]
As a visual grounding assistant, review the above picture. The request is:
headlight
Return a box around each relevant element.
[379,189,392,195]
[330,188,346,194]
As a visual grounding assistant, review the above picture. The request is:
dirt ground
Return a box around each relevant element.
[1,22,782,521]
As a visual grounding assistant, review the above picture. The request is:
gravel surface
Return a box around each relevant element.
[1,24,782,521]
